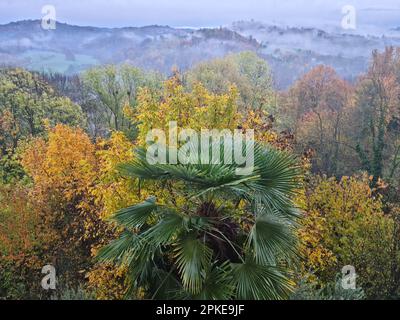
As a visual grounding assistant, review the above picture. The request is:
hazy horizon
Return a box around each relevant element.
[0,0,399,33]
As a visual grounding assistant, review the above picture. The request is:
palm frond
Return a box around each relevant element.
[117,147,169,180]
[118,142,300,205]
[142,211,184,245]
[247,214,298,265]
[174,233,213,295]
[96,230,137,264]
[231,260,293,300]
[111,196,157,229]
[148,267,182,299]
[192,261,234,300]
[251,144,302,209]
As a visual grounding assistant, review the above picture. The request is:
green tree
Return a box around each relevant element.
[353,48,400,185]
[0,68,85,183]
[82,64,163,135]
[0,68,84,149]
[186,52,274,111]
[97,142,302,300]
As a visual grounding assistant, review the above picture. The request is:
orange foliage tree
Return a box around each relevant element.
[0,184,45,298]
[20,124,112,294]
[281,65,354,176]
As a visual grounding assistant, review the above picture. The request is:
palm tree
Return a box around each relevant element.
[97,142,302,299]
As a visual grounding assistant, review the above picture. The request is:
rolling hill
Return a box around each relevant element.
[1,19,400,88]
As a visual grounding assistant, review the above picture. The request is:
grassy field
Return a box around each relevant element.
[20,50,99,74]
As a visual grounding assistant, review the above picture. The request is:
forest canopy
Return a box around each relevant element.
[1,48,400,300]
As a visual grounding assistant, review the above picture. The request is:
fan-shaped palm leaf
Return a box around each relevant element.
[232,260,293,300]
[173,233,213,295]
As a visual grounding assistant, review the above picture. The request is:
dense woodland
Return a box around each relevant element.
[1,49,400,300]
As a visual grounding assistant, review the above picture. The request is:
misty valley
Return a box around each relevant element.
[1,1,400,305]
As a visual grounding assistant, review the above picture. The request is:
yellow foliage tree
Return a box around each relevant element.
[133,73,239,146]
[298,174,396,298]
[20,124,114,294]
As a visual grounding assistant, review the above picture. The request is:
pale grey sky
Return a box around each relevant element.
[0,0,399,30]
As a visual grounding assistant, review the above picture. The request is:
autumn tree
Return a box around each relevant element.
[0,184,45,299]
[0,68,84,151]
[20,124,111,292]
[281,65,354,176]
[352,47,400,185]
[299,174,399,299]
[0,68,85,183]
[186,52,274,111]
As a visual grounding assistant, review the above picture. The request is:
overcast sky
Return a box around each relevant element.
[0,0,399,31]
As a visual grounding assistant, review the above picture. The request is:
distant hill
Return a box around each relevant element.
[1,19,400,88]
